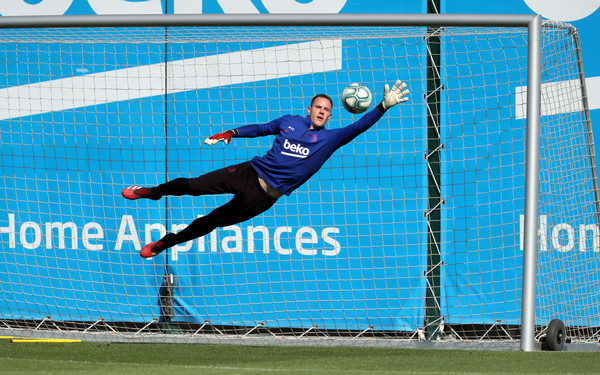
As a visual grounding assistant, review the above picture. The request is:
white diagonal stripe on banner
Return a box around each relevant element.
[0,40,342,121]
[515,75,600,119]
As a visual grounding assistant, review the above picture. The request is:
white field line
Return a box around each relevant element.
[0,40,342,121]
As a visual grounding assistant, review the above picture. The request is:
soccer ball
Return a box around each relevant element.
[341,83,372,114]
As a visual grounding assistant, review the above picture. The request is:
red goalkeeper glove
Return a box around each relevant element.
[204,129,237,146]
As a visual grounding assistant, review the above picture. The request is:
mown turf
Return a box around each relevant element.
[1,340,600,374]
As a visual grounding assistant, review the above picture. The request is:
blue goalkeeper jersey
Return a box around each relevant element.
[235,105,385,196]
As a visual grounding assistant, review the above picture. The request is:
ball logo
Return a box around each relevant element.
[282,139,310,159]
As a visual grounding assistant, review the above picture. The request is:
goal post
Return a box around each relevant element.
[522,13,542,353]
[0,13,598,351]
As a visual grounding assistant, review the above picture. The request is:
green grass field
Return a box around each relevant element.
[1,339,600,374]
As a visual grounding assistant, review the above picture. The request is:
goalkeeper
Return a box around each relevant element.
[122,80,409,258]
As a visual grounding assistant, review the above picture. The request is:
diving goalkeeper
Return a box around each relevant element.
[122,80,409,258]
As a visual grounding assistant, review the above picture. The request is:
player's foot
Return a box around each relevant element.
[140,239,168,258]
[140,233,176,258]
[122,185,153,200]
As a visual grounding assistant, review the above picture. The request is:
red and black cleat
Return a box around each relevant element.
[140,239,168,259]
[121,186,152,200]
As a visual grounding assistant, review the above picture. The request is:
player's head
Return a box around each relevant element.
[308,94,332,128]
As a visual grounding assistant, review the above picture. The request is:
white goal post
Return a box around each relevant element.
[0,13,598,351]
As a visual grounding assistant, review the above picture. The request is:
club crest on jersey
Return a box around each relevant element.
[309,134,318,143]
[282,139,310,159]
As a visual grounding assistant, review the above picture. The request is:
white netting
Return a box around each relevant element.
[0,21,597,345]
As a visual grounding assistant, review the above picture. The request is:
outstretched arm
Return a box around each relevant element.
[204,117,284,146]
[335,80,410,147]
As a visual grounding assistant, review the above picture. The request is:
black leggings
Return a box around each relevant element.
[151,161,278,247]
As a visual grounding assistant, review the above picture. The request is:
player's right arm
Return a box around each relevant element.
[204,117,284,146]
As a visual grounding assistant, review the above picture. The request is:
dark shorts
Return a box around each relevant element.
[156,161,278,245]
[187,161,278,227]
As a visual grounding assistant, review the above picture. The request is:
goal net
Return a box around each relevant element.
[0,16,598,347]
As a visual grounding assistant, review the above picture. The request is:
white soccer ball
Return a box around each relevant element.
[341,83,372,114]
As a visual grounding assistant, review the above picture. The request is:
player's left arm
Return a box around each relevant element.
[335,80,410,147]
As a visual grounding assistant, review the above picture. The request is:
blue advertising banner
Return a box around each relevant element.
[0,26,429,331]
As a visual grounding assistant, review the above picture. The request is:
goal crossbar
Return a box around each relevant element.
[0,13,538,29]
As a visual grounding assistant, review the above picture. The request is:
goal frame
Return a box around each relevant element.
[0,13,593,352]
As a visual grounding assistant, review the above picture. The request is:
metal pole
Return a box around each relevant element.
[520,14,542,352]
[0,13,535,29]
[424,0,443,340]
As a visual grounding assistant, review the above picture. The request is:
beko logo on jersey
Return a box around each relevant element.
[282,139,310,158]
